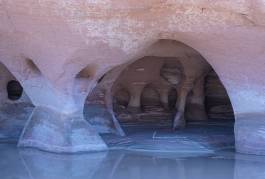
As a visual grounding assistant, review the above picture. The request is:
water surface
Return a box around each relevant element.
[0,143,264,179]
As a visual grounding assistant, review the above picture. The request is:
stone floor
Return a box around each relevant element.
[103,120,235,154]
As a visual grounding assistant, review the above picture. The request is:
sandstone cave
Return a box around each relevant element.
[84,40,235,153]
[112,62,235,126]
[1,1,265,178]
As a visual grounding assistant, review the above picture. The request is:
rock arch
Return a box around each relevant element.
[94,41,200,116]
[1,0,265,155]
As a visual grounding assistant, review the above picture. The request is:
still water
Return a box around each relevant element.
[0,143,264,179]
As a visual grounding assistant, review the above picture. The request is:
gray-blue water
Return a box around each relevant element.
[0,143,264,179]
[0,120,262,179]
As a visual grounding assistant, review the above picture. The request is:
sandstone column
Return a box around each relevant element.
[127,85,145,113]
[186,76,208,121]
[173,78,194,129]
[18,106,107,153]
[10,60,108,153]
[158,88,170,110]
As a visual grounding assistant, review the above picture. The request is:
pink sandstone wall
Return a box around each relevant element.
[0,0,264,154]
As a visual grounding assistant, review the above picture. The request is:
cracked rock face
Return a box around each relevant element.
[0,0,265,154]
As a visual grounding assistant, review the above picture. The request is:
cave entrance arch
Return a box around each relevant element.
[113,56,235,125]
[84,39,235,153]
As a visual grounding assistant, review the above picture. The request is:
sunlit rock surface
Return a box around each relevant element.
[18,106,107,153]
[0,0,265,154]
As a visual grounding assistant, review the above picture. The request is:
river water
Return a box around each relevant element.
[0,143,264,179]
[0,121,264,179]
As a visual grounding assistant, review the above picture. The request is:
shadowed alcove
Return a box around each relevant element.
[113,56,235,124]
[7,80,23,101]
[84,39,235,153]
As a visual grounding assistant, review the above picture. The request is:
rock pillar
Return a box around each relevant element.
[18,106,107,153]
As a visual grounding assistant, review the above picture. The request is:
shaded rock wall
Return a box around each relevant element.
[113,69,234,124]
[205,70,234,120]
[85,58,234,128]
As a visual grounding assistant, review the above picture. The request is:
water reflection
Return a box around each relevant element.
[0,144,264,179]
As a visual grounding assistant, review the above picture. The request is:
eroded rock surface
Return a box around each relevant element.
[0,0,265,154]
[19,106,107,153]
